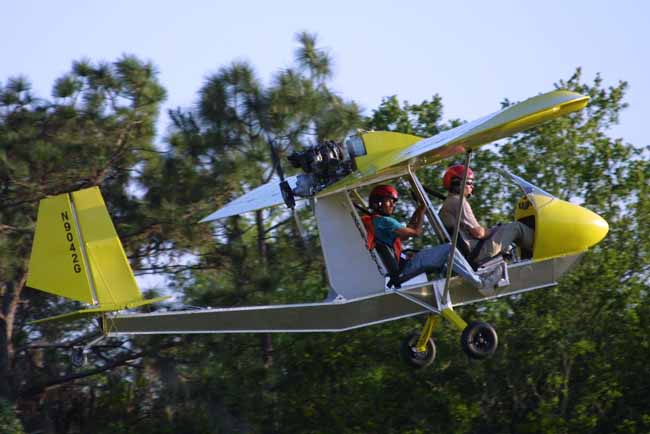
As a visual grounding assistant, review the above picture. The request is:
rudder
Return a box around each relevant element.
[71,187,143,308]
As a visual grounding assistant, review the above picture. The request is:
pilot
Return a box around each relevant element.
[439,164,533,266]
[366,185,501,295]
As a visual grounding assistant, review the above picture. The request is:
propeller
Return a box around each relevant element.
[268,139,308,243]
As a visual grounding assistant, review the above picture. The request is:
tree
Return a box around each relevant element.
[0,55,175,431]
[122,31,364,432]
[4,36,648,433]
[367,69,650,434]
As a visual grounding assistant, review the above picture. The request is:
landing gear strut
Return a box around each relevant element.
[69,328,107,367]
[400,331,436,369]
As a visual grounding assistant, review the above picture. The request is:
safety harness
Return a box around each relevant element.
[361,214,403,264]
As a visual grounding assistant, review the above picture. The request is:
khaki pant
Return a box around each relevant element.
[475,222,534,263]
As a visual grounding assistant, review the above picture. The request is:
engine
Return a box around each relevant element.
[287,140,354,197]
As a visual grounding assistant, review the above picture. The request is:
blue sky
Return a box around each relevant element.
[2,0,647,147]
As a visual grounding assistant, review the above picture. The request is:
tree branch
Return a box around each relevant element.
[19,340,179,398]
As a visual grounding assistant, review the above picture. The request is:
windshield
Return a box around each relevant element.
[499,168,556,210]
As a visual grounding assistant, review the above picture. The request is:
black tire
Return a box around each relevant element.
[70,348,85,367]
[400,331,436,369]
[461,321,498,359]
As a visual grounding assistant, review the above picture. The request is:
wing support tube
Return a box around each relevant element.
[443,151,473,301]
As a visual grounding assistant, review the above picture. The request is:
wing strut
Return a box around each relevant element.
[442,151,473,302]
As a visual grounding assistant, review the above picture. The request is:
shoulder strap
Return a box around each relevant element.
[361,214,376,250]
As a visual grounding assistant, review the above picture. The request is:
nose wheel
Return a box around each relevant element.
[461,321,498,359]
[400,331,437,369]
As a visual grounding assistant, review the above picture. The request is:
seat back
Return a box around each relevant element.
[374,242,430,289]
[443,222,481,260]
[374,242,400,278]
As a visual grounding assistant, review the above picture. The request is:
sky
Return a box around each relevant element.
[2,0,648,148]
[2,1,646,292]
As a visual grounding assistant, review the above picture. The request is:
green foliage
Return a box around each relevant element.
[0,54,174,430]
[364,93,462,137]
[0,400,25,434]
[2,32,648,434]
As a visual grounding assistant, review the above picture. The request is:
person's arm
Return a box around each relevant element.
[463,201,490,239]
[395,204,426,240]
[467,224,489,239]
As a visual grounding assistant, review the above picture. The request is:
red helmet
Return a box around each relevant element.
[443,165,474,190]
[369,185,399,202]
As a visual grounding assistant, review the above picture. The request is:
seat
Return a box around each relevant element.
[445,223,520,270]
[374,242,425,289]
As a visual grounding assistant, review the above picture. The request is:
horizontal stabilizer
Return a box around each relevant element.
[200,175,299,223]
[31,307,112,325]
[30,295,171,325]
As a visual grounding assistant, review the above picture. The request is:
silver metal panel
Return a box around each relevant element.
[106,254,583,336]
[402,253,584,307]
[106,292,426,335]
[314,193,386,298]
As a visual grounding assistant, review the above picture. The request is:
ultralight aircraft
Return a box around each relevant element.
[26,90,609,367]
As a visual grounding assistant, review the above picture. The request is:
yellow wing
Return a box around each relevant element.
[318,90,589,196]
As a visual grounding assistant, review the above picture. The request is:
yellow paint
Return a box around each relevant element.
[525,195,609,261]
[318,91,589,199]
[441,308,468,331]
[514,195,536,220]
[416,314,440,352]
[27,193,94,304]
[461,93,589,152]
[31,296,169,325]
[28,187,169,323]
[354,131,423,174]
[367,91,589,176]
[31,306,110,324]
[71,187,144,307]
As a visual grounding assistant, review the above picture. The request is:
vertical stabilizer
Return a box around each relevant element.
[28,187,145,309]
[27,193,95,304]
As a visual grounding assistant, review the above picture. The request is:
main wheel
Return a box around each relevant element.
[70,347,86,367]
[400,331,436,369]
[461,321,498,359]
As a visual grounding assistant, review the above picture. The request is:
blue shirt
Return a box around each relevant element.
[372,215,405,246]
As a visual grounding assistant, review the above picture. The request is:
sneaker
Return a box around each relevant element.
[478,265,502,297]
